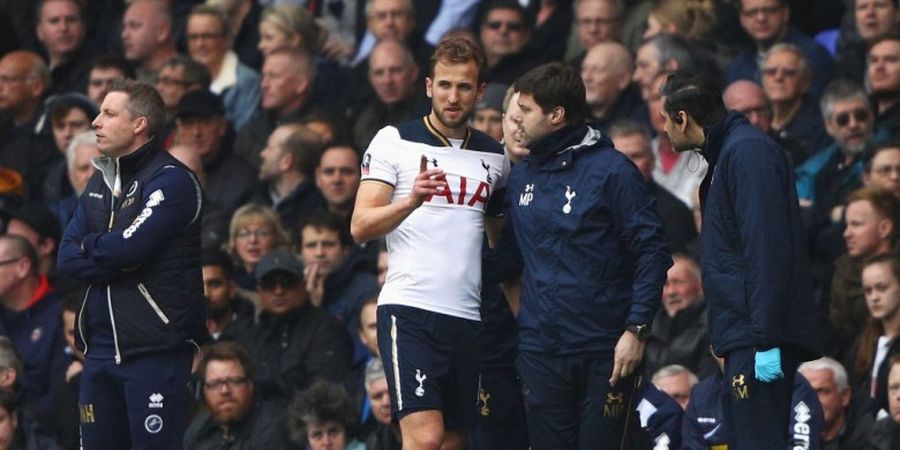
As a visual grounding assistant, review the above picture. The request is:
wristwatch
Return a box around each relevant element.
[626,324,650,341]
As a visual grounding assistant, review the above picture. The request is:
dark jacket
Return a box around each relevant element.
[683,371,824,449]
[13,410,61,450]
[0,278,68,421]
[488,123,671,356]
[650,181,698,254]
[242,303,352,399]
[183,400,290,450]
[635,383,683,449]
[57,138,208,362]
[643,300,717,380]
[865,417,900,450]
[699,112,820,358]
[251,180,327,243]
[725,26,835,98]
[201,133,257,249]
[776,95,832,158]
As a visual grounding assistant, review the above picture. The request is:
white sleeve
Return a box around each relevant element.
[361,127,400,186]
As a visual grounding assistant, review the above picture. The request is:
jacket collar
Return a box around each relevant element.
[92,137,160,195]
[524,122,610,171]
[700,111,746,166]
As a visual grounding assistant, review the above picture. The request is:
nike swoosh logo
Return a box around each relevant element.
[703,424,721,440]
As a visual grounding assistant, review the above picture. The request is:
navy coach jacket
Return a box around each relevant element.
[698,112,821,359]
[58,138,208,363]
[486,123,671,357]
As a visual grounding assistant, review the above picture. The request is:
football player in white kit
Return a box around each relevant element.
[351,38,509,450]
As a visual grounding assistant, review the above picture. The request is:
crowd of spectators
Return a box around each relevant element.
[0,0,898,448]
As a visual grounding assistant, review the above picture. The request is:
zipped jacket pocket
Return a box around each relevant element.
[138,283,170,324]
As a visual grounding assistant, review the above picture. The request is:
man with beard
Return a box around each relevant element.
[201,249,255,342]
[351,38,508,450]
[659,70,820,448]
[796,80,888,308]
[183,341,291,449]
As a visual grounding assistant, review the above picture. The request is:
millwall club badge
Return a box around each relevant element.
[126,181,139,197]
[30,327,42,343]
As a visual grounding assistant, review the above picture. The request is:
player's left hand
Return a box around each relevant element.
[610,330,645,386]
[754,347,784,382]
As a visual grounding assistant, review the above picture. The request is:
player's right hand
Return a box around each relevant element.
[408,155,446,209]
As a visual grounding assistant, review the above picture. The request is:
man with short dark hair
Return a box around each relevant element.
[316,145,361,218]
[300,212,378,326]
[868,355,900,448]
[865,140,900,196]
[155,56,210,125]
[87,54,135,108]
[660,70,821,448]
[242,249,353,399]
[869,34,900,138]
[183,341,291,449]
[58,80,206,448]
[201,248,254,342]
[352,38,508,449]
[35,0,94,95]
[487,62,671,448]
[254,123,327,239]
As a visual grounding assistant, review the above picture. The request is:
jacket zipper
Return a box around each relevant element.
[107,164,123,364]
[138,283,170,324]
[77,285,92,356]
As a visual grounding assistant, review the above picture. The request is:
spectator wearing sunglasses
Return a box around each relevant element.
[478,1,542,84]
[184,341,292,450]
[240,249,353,401]
[796,79,891,354]
[761,44,832,163]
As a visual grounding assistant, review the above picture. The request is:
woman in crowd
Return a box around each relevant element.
[226,203,291,293]
[855,253,900,413]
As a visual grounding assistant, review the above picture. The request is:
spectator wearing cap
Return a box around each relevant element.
[184,341,292,450]
[0,234,69,424]
[581,41,649,131]
[41,93,98,205]
[240,248,352,400]
[174,89,256,249]
[352,39,429,152]
[471,83,506,142]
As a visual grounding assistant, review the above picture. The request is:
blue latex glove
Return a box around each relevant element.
[754,347,784,382]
